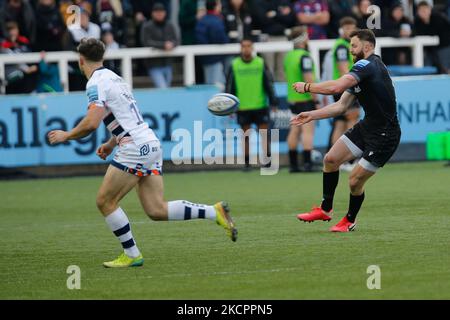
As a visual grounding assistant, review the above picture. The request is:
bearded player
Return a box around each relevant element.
[291,29,401,232]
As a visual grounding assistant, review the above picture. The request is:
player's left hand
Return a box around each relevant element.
[293,82,307,93]
[48,130,68,145]
[290,112,314,126]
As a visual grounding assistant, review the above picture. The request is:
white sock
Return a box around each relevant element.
[105,207,141,258]
[168,200,216,221]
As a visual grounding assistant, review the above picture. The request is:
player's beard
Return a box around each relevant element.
[352,50,365,63]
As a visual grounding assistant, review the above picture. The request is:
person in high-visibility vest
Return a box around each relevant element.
[284,26,320,172]
[225,38,278,170]
[328,17,360,159]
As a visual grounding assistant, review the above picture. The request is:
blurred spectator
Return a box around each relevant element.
[68,8,100,45]
[34,0,67,52]
[36,50,63,93]
[96,0,126,45]
[0,0,36,44]
[353,0,373,29]
[195,0,229,87]
[101,26,121,75]
[383,2,413,38]
[1,21,37,94]
[382,1,413,65]
[179,0,201,45]
[294,0,330,40]
[66,7,99,90]
[131,0,154,47]
[222,0,254,43]
[60,0,93,26]
[415,0,450,73]
[141,2,178,88]
[327,0,357,38]
[250,0,296,81]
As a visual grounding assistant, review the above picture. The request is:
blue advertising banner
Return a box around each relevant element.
[1,76,449,167]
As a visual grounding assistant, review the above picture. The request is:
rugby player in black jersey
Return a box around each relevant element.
[291,29,401,232]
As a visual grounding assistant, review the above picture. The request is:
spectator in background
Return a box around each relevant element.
[327,0,357,39]
[222,0,254,43]
[250,0,296,81]
[96,0,126,45]
[68,8,100,45]
[1,21,37,94]
[195,0,229,87]
[101,25,121,75]
[131,0,154,47]
[415,0,450,73]
[0,0,36,44]
[179,0,199,45]
[34,0,67,52]
[60,0,93,26]
[353,0,373,30]
[66,7,100,90]
[141,2,178,88]
[294,0,330,40]
[382,1,413,65]
[36,50,63,93]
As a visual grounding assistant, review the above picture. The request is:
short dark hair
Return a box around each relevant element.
[5,21,18,30]
[206,0,218,11]
[350,29,376,46]
[77,37,106,62]
[416,1,430,8]
[339,16,357,27]
[240,37,253,44]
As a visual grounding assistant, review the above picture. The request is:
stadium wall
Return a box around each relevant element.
[0,76,449,171]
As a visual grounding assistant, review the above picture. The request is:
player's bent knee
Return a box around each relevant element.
[96,194,116,215]
[145,206,167,221]
[323,153,340,169]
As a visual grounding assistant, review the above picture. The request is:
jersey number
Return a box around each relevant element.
[129,102,144,125]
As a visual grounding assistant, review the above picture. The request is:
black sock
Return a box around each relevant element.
[289,150,298,168]
[321,171,339,212]
[303,150,311,164]
[346,192,365,223]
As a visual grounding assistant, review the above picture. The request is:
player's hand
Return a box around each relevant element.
[96,143,114,160]
[293,82,307,94]
[290,112,314,126]
[48,130,68,145]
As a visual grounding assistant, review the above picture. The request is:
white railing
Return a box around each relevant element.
[0,36,439,93]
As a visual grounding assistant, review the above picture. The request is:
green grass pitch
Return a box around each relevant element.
[1,162,449,299]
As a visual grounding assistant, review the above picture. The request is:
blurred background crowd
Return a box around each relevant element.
[0,0,449,94]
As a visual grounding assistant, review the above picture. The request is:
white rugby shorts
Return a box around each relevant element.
[111,140,162,176]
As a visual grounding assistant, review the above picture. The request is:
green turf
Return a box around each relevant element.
[1,162,449,299]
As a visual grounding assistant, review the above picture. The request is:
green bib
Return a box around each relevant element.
[231,56,267,111]
[332,38,353,80]
[284,49,315,103]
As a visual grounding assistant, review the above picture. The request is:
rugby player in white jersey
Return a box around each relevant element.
[48,38,237,268]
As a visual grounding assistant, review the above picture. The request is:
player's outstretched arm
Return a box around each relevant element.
[48,105,105,144]
[291,91,356,126]
[293,74,357,95]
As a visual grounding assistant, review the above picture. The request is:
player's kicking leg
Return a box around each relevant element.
[97,165,144,268]
[330,162,375,232]
[136,174,238,241]
[297,137,356,223]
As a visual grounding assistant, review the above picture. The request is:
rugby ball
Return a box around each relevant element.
[207,93,240,116]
